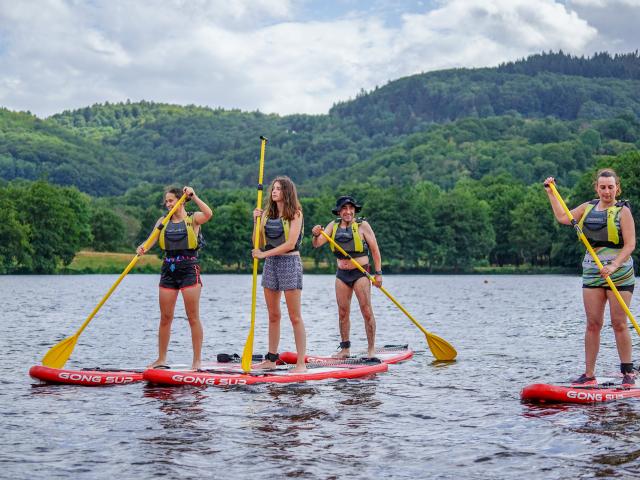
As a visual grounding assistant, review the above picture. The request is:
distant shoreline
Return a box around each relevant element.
[1,250,580,275]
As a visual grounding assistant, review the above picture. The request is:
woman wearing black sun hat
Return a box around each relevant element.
[311,195,383,358]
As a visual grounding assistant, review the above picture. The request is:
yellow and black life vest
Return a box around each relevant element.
[578,200,628,248]
[330,219,368,259]
[262,217,302,252]
[158,213,199,252]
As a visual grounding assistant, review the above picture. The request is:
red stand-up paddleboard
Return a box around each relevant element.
[280,344,413,365]
[143,359,388,386]
[29,358,234,386]
[29,366,144,386]
[521,376,640,404]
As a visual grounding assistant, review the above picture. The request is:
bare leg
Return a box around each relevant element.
[607,289,634,364]
[258,287,282,369]
[182,285,203,370]
[150,288,179,368]
[284,288,307,373]
[334,277,354,358]
[582,288,607,377]
[353,277,376,357]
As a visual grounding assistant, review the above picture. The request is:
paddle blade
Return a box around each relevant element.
[426,332,457,361]
[41,334,79,368]
[241,331,254,372]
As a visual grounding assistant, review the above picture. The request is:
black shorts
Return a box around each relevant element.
[159,258,202,290]
[583,284,635,293]
[336,265,370,288]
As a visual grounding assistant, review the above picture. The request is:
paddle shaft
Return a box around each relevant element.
[548,182,640,336]
[318,229,455,352]
[242,136,268,372]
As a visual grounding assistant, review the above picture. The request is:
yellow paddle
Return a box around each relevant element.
[241,136,268,372]
[547,181,640,336]
[319,230,457,361]
[41,192,190,368]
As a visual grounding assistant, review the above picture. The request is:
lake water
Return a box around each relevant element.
[2,274,640,479]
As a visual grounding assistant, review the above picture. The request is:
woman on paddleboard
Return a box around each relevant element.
[251,176,307,373]
[544,169,636,386]
[311,196,383,358]
[137,186,213,370]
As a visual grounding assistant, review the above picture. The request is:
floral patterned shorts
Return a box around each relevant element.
[261,255,303,291]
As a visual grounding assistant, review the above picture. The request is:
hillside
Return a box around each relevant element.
[330,71,640,136]
[0,51,638,195]
[0,108,147,195]
[315,114,640,190]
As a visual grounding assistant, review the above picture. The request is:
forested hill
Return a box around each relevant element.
[331,53,640,136]
[0,108,147,195]
[497,51,640,80]
[1,51,639,196]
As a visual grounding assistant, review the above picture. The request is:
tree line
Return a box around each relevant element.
[2,150,638,274]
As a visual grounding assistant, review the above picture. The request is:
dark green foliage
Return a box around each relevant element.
[460,175,526,266]
[433,188,496,270]
[510,185,560,266]
[91,207,126,251]
[497,51,640,80]
[320,114,640,191]
[4,181,92,273]
[201,201,253,269]
[0,108,145,195]
[0,190,33,273]
[331,68,640,136]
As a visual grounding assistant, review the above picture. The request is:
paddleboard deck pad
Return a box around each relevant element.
[280,344,413,365]
[521,377,640,404]
[143,358,388,386]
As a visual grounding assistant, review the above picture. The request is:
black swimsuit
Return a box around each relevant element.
[336,264,370,288]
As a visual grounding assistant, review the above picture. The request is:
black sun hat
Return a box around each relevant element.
[332,195,362,215]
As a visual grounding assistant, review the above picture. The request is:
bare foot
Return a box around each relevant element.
[255,360,278,370]
[148,358,167,368]
[290,364,307,374]
[332,348,350,359]
[367,349,376,358]
[191,361,201,371]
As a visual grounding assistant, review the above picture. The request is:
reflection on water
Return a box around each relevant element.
[5,274,640,478]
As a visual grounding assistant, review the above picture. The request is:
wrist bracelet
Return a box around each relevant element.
[374,270,382,275]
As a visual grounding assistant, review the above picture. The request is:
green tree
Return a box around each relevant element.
[510,185,559,266]
[300,194,336,268]
[10,181,92,272]
[433,188,495,270]
[91,207,126,251]
[463,174,526,266]
[204,201,252,269]
[0,193,33,272]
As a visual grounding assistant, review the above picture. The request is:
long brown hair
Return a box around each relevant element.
[593,168,622,196]
[264,176,302,221]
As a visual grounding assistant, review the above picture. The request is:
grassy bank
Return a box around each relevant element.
[64,251,578,275]
[65,250,163,274]
[65,251,327,274]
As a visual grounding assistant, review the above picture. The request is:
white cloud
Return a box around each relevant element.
[0,0,631,117]
[566,0,640,53]
[570,0,640,6]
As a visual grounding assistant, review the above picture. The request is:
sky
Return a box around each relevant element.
[0,0,637,118]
